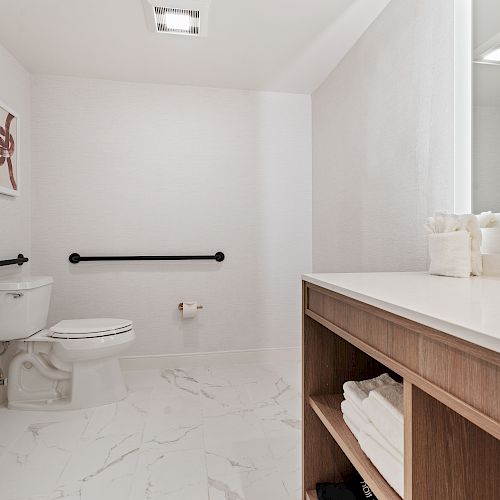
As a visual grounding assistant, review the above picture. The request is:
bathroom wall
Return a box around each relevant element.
[0,44,31,276]
[312,0,455,272]
[474,106,500,213]
[0,44,31,402]
[31,76,312,356]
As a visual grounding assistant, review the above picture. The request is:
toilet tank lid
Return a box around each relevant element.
[0,276,53,291]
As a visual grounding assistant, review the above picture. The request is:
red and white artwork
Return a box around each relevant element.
[0,101,19,196]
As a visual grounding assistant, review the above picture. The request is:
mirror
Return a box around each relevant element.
[473,0,500,213]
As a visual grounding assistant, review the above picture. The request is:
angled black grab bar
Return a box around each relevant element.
[0,254,29,267]
[69,252,225,264]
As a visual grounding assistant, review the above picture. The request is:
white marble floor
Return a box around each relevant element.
[0,360,302,500]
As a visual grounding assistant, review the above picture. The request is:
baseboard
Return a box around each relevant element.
[120,346,301,371]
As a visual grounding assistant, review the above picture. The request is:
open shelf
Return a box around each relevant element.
[305,491,318,500]
[309,394,401,500]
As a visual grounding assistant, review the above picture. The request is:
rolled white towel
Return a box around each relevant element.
[425,213,461,233]
[481,227,500,254]
[362,383,404,456]
[477,211,500,229]
[426,213,482,277]
[461,215,482,276]
[428,231,472,278]
[358,431,404,498]
[343,373,398,414]
[477,211,498,228]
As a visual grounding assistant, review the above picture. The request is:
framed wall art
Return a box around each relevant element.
[0,100,20,196]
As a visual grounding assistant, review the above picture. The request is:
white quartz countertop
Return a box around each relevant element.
[302,272,500,353]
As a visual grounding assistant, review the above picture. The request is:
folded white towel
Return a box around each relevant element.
[341,399,367,439]
[358,431,404,498]
[362,420,403,462]
[428,231,472,278]
[343,374,397,414]
[362,384,404,456]
[371,384,404,421]
[341,398,369,423]
[343,397,403,461]
[343,413,360,440]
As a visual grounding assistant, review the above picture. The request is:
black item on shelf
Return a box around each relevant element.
[317,472,378,500]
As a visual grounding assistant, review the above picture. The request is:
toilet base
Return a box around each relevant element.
[8,354,128,411]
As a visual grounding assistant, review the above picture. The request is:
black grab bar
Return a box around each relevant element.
[0,254,29,267]
[69,252,225,264]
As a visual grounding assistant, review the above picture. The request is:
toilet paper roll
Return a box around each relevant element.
[182,302,198,319]
[481,228,500,254]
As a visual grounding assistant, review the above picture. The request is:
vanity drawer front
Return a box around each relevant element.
[306,284,388,352]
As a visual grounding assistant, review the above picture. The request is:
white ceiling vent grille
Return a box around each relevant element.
[143,0,210,37]
[154,7,200,36]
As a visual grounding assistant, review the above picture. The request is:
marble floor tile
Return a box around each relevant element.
[0,359,302,500]
[208,469,290,500]
[0,413,91,498]
[129,448,208,500]
[200,385,251,418]
[205,363,279,387]
[142,394,204,453]
[123,369,161,391]
[0,408,34,459]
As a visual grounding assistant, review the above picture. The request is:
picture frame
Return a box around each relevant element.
[0,100,20,197]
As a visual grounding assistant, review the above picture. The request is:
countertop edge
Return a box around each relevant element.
[302,273,500,354]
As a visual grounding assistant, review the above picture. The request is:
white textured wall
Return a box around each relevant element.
[473,106,500,213]
[0,44,31,278]
[0,44,31,403]
[31,76,312,356]
[312,0,454,272]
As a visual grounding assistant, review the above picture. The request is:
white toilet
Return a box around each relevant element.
[0,276,135,410]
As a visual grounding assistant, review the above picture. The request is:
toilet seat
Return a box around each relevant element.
[49,318,133,339]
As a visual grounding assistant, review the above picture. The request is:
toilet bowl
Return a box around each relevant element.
[0,276,135,411]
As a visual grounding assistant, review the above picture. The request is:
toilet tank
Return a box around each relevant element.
[0,276,53,341]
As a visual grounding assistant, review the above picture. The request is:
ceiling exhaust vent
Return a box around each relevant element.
[154,7,200,35]
[143,0,210,37]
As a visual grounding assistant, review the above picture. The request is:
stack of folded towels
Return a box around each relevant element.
[341,374,404,498]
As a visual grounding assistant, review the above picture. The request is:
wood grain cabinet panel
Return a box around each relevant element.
[387,324,421,372]
[346,308,388,352]
[307,285,388,351]
[420,338,500,421]
[303,281,500,500]
[305,284,500,426]
[409,385,500,500]
[307,287,324,318]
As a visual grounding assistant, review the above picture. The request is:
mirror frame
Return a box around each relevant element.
[454,0,472,213]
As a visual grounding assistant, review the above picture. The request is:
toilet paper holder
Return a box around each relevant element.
[178,303,204,311]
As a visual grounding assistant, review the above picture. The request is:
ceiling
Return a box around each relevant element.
[0,0,390,94]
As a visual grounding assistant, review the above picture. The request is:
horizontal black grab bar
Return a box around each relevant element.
[69,252,225,264]
[0,254,29,267]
